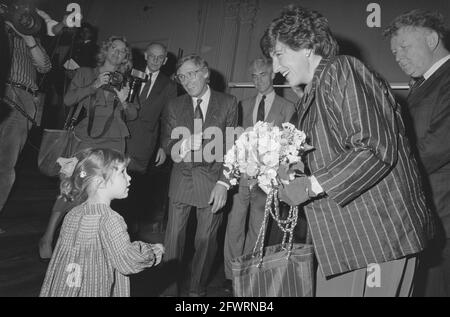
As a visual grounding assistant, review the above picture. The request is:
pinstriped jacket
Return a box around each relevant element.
[298,56,434,277]
[162,90,238,208]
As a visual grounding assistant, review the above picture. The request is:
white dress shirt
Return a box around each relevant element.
[424,54,450,80]
[139,68,160,99]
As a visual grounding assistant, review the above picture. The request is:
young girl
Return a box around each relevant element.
[40,148,164,297]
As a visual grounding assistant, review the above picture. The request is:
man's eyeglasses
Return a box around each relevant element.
[175,68,203,83]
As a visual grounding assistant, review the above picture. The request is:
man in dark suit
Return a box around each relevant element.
[125,42,177,233]
[385,9,450,297]
[161,54,238,297]
[263,5,433,296]
[223,57,294,290]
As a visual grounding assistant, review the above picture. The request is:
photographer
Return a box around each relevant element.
[0,2,51,234]
[38,36,138,259]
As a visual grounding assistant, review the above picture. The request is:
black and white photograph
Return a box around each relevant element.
[0,0,449,300]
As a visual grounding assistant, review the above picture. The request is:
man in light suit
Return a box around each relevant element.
[222,58,294,290]
[385,9,450,297]
[161,54,238,297]
[124,42,177,234]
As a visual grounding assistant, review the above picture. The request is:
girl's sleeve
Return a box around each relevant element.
[99,213,156,275]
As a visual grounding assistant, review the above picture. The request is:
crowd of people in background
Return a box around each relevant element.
[0,1,449,297]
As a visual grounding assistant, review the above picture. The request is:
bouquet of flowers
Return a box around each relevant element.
[223,121,312,261]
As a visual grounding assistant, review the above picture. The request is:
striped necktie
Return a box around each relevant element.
[194,98,203,122]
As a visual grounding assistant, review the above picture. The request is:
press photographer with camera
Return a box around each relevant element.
[38,35,138,259]
[0,0,51,235]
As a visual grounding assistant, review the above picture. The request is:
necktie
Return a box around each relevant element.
[409,76,425,93]
[140,72,153,99]
[257,95,266,122]
[194,98,203,122]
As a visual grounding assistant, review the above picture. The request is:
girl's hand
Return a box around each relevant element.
[151,243,165,266]
[114,84,130,106]
[93,72,110,89]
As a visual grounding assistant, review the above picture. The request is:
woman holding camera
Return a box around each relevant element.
[39,36,138,260]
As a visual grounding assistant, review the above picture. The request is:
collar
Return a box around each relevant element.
[424,54,450,80]
[145,68,160,80]
[257,90,275,100]
[192,85,211,106]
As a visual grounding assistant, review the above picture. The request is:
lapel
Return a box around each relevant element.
[408,59,450,102]
[147,73,167,101]
[182,94,195,132]
[203,90,220,130]
[266,94,283,124]
[243,96,257,128]
[299,58,330,129]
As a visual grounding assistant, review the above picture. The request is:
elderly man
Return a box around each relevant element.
[222,57,294,292]
[161,54,238,296]
[263,5,433,297]
[385,9,450,297]
[124,42,177,234]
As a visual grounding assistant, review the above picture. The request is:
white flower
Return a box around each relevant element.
[246,162,258,177]
[262,152,279,168]
[230,178,238,186]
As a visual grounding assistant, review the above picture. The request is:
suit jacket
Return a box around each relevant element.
[239,93,295,187]
[407,58,450,237]
[65,67,138,140]
[162,89,238,208]
[126,72,177,173]
[240,93,295,129]
[297,55,433,277]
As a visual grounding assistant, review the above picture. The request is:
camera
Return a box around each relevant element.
[0,2,42,35]
[102,69,148,103]
[127,69,147,103]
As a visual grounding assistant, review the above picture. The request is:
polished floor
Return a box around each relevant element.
[0,139,230,297]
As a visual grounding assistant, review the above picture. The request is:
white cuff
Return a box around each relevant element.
[46,19,59,36]
[217,181,230,190]
[309,175,324,195]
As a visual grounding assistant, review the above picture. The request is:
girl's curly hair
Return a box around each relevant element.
[59,148,130,202]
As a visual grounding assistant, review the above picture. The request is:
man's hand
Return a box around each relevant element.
[155,148,167,166]
[209,183,228,213]
[278,176,314,206]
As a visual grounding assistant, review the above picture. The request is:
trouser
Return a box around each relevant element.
[316,255,417,297]
[223,185,266,280]
[162,199,223,296]
[416,238,450,297]
[0,87,35,214]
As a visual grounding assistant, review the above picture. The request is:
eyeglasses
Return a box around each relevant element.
[175,68,203,83]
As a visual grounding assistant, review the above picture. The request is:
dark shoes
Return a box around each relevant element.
[223,279,233,293]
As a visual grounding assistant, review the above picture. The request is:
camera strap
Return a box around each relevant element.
[87,93,119,139]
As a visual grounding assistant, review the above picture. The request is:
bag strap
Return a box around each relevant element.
[253,188,299,267]
[63,102,84,130]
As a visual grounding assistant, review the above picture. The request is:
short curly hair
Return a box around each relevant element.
[384,9,448,39]
[96,36,132,73]
[261,5,339,58]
